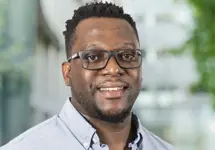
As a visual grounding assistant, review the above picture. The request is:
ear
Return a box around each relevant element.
[62,62,71,86]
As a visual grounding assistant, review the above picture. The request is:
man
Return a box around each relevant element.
[0,2,174,150]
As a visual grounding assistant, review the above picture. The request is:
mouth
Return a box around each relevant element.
[99,86,127,91]
[97,85,128,99]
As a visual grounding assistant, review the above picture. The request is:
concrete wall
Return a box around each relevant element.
[30,40,70,123]
[28,1,215,149]
[30,0,199,116]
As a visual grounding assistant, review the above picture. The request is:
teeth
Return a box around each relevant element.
[100,87,124,91]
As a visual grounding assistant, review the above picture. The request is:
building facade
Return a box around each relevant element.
[1,0,214,149]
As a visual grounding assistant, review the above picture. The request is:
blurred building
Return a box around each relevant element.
[32,0,198,122]
[1,0,214,149]
[0,0,37,145]
[32,0,215,149]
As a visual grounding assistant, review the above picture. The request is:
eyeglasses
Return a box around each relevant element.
[67,49,145,70]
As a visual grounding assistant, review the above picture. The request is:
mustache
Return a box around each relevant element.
[90,78,128,94]
[96,78,129,88]
[90,78,141,95]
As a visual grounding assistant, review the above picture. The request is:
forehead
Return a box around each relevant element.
[72,17,139,52]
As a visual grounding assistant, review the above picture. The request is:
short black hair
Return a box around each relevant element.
[63,1,139,58]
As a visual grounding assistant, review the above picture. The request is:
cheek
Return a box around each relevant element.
[83,71,96,87]
[71,69,97,90]
[127,69,142,88]
[128,68,142,81]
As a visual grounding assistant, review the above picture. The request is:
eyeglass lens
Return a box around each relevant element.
[80,49,142,70]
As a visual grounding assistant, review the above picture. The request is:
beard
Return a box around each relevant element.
[71,82,140,124]
[93,103,133,123]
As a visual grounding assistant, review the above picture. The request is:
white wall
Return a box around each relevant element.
[30,40,70,122]
[30,1,215,149]
[33,0,197,113]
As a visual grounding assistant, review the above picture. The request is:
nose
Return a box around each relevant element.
[99,56,125,77]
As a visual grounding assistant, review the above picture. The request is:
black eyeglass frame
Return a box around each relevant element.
[67,49,145,70]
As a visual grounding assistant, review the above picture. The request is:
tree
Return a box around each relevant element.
[171,0,215,109]
[0,0,32,144]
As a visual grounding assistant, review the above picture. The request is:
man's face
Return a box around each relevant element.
[62,18,142,123]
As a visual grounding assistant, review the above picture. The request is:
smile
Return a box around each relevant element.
[97,87,128,99]
[99,87,124,91]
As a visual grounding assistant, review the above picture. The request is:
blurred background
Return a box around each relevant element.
[0,0,215,149]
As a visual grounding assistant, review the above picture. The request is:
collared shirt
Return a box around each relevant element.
[0,98,174,150]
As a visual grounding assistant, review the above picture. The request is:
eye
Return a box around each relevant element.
[82,51,104,62]
[118,51,137,62]
[122,53,135,60]
[87,55,99,61]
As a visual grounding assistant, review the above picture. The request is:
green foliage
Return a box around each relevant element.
[171,0,215,108]
[187,0,215,109]
[0,0,31,88]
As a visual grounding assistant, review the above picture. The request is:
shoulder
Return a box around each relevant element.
[140,126,175,150]
[0,115,70,150]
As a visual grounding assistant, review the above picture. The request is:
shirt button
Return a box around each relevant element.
[83,142,89,148]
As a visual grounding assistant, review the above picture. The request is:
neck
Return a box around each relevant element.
[83,113,134,150]
[71,98,135,150]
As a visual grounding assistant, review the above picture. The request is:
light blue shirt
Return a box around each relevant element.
[0,98,174,150]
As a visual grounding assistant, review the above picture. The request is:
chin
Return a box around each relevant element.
[94,107,132,123]
[103,109,124,116]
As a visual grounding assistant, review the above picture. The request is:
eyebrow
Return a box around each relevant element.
[84,42,105,50]
[83,42,136,50]
[124,42,135,47]
[117,42,136,48]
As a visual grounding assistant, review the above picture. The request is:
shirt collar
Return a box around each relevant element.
[58,98,143,149]
[58,98,96,149]
[129,113,143,148]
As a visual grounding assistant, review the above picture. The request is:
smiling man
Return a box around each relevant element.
[0,2,174,150]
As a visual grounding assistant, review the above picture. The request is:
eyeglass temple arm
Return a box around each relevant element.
[67,53,79,62]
